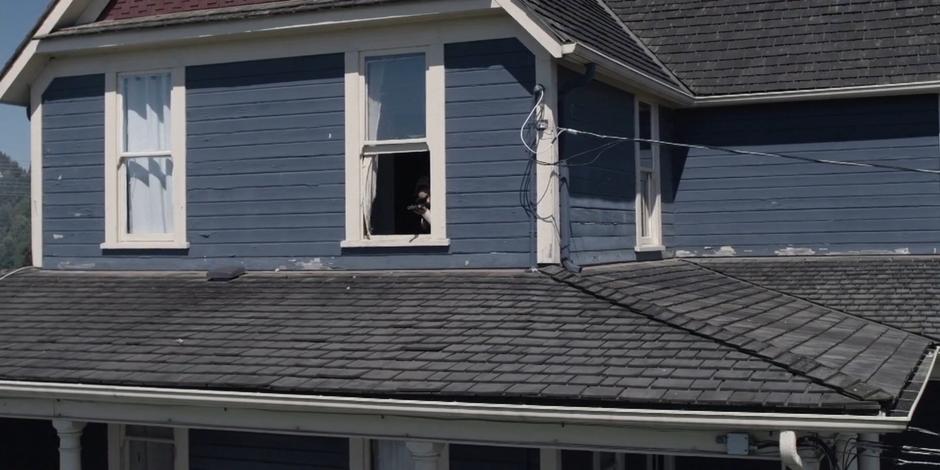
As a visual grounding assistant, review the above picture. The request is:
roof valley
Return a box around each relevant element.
[540,265,905,406]
[683,258,938,346]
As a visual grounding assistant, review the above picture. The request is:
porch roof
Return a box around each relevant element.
[0,261,933,417]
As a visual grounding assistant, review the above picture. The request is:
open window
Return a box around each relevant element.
[343,46,447,248]
[103,68,188,250]
[635,100,663,251]
[108,425,188,470]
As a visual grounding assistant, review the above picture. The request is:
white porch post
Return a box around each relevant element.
[858,433,880,470]
[405,441,445,470]
[52,420,86,470]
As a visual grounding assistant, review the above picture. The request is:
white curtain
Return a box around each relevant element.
[361,155,378,237]
[366,60,385,142]
[124,73,173,234]
[124,74,171,153]
[373,440,415,470]
[127,157,174,234]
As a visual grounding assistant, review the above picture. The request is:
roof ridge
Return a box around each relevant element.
[685,259,938,345]
[540,265,894,405]
[592,0,690,93]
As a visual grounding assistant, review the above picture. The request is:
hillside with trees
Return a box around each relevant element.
[0,152,30,269]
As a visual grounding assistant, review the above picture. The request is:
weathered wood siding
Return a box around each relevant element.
[558,68,636,265]
[42,74,107,269]
[190,430,347,470]
[40,38,536,270]
[670,95,940,256]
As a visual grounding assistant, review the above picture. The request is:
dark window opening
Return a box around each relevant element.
[368,152,431,236]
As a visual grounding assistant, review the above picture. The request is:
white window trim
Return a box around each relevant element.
[634,99,663,251]
[342,44,449,249]
[108,424,189,470]
[102,67,189,250]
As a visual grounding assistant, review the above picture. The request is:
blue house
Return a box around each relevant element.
[0,0,939,469]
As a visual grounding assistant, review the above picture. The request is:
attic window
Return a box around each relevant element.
[342,46,448,248]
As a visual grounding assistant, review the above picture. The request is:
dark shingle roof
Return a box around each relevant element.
[0,268,922,414]
[543,260,934,414]
[607,1,940,95]
[520,0,679,85]
[694,257,940,341]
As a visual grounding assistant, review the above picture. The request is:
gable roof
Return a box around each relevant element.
[0,267,932,417]
[607,1,940,96]
[6,0,940,104]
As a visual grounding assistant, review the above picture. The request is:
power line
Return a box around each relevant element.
[556,127,940,176]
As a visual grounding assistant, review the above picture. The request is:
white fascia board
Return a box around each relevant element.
[562,43,694,107]
[0,380,917,435]
[36,0,502,55]
[491,0,566,58]
[0,0,96,105]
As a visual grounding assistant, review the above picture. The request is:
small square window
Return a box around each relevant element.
[111,425,183,470]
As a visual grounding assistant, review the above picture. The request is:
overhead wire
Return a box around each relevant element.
[555,127,940,176]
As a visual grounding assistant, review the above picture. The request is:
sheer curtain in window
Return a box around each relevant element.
[123,73,173,234]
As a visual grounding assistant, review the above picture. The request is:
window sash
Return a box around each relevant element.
[635,100,661,248]
[364,53,427,142]
[116,70,177,243]
[351,47,445,245]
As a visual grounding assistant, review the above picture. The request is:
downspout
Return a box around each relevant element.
[557,63,596,273]
[780,431,804,470]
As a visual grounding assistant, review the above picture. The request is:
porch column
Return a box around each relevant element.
[52,420,86,470]
[406,441,445,470]
[858,433,880,470]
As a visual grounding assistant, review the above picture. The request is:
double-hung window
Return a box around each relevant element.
[635,100,662,250]
[108,425,188,470]
[103,69,187,249]
[343,46,447,248]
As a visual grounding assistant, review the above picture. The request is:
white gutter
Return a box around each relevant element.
[0,380,918,433]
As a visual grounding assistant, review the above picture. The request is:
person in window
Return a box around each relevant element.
[408,176,431,234]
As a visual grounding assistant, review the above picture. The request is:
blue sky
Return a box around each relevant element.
[0,0,53,169]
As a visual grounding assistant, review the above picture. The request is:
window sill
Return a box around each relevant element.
[341,238,450,249]
[634,244,665,253]
[100,241,191,250]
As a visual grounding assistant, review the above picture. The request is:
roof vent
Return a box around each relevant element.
[207,264,246,282]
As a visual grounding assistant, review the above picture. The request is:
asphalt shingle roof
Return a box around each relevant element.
[607,1,940,95]
[0,267,932,415]
[694,257,940,341]
[543,260,934,414]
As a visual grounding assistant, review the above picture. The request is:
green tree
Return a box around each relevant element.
[0,152,31,269]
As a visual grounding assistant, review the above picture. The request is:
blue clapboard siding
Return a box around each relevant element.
[42,74,106,269]
[450,445,539,470]
[41,38,536,270]
[670,94,940,256]
[443,38,536,268]
[558,68,636,266]
[190,430,347,470]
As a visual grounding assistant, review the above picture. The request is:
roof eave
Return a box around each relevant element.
[562,42,694,107]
